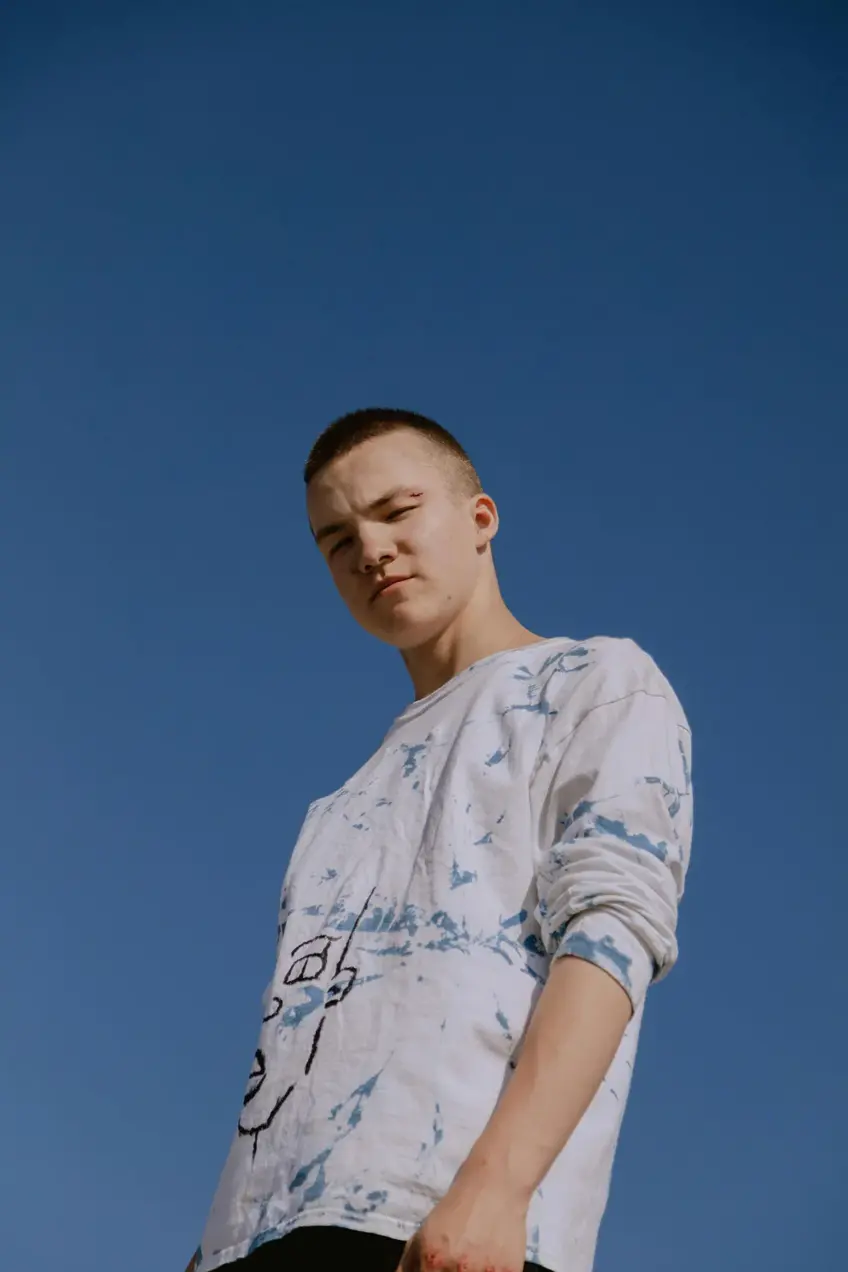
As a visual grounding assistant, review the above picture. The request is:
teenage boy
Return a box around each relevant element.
[187,408,693,1272]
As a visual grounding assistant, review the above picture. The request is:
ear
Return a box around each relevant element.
[473,493,498,546]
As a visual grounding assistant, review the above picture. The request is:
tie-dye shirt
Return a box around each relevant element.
[195,635,693,1272]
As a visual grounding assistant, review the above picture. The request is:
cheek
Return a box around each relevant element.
[412,513,466,563]
[429,525,478,581]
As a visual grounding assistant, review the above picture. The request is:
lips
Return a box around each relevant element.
[371,575,413,601]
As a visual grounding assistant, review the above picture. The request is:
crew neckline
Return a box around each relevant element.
[392,635,572,725]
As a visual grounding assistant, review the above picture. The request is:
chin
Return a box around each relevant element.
[367,603,459,651]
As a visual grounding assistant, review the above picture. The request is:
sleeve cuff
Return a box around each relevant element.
[549,909,656,1010]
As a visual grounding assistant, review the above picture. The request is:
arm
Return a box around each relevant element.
[456,953,632,1201]
[399,647,693,1272]
[397,957,631,1272]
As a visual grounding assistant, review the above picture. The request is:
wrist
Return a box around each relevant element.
[455,1141,537,1209]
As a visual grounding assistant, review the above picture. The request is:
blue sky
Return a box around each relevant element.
[1,3,843,1270]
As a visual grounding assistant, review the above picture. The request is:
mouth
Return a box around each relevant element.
[370,575,414,602]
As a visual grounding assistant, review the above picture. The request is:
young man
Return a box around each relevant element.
[187,409,693,1272]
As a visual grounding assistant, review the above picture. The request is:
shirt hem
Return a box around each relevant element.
[200,1209,418,1269]
[199,1208,564,1270]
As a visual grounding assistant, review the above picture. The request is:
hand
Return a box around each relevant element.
[395,1172,529,1272]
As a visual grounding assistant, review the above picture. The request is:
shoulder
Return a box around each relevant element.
[539,635,688,727]
[532,638,693,797]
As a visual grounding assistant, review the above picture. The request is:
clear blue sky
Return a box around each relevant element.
[1,3,844,1270]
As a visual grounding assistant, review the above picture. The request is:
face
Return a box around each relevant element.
[307,429,497,648]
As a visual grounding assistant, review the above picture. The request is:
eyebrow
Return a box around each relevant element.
[312,487,421,544]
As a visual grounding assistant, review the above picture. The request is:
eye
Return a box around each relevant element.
[386,506,416,521]
[328,535,353,557]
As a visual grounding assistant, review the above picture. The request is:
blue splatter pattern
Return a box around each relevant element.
[196,636,692,1272]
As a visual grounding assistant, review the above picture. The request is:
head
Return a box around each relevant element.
[305,408,500,649]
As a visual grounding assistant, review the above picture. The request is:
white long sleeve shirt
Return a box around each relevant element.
[194,635,693,1272]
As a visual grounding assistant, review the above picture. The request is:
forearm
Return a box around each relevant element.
[456,955,633,1201]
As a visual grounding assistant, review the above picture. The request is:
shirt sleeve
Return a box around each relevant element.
[533,643,693,1012]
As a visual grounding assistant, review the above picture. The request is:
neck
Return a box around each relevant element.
[400,577,547,700]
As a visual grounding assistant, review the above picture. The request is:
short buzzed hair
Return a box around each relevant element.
[304,407,482,496]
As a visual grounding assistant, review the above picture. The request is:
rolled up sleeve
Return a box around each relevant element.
[533,650,693,1012]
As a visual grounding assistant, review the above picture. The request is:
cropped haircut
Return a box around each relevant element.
[304,408,482,496]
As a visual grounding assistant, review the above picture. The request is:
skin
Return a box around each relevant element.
[306,427,544,699]
[306,427,633,1272]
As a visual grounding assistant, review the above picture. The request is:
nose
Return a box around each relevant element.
[354,527,397,574]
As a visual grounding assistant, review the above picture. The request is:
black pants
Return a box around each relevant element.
[230,1224,548,1270]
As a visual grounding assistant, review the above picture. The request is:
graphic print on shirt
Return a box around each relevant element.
[197,637,693,1272]
[238,886,377,1160]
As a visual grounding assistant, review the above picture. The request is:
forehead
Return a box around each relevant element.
[307,430,451,516]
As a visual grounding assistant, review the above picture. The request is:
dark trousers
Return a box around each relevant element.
[229,1224,548,1270]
